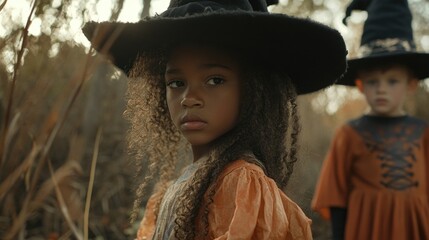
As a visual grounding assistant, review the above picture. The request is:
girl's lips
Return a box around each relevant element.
[180,121,207,130]
[180,114,207,130]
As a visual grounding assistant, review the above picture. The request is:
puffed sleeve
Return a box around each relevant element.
[135,187,164,240]
[311,125,355,220]
[204,160,312,240]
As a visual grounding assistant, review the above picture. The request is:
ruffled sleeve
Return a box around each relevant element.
[135,187,164,240]
[311,125,355,220]
[203,160,312,240]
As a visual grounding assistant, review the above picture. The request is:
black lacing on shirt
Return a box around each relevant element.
[378,152,418,190]
[349,115,427,191]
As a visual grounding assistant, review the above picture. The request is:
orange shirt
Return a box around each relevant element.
[312,115,429,240]
[137,159,312,240]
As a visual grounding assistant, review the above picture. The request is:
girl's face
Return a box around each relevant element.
[356,65,417,117]
[165,45,242,159]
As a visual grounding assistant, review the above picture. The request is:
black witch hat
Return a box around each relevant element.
[338,0,429,86]
[82,0,347,94]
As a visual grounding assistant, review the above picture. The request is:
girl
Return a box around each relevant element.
[83,0,347,239]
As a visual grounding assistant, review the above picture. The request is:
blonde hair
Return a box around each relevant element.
[125,49,300,239]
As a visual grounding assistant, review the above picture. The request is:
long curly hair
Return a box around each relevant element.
[125,47,300,239]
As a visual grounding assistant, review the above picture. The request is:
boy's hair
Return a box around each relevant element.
[356,61,416,80]
[125,49,300,239]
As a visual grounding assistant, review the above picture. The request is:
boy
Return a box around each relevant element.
[312,0,429,239]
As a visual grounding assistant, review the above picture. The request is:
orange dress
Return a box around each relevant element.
[137,159,312,240]
[312,115,429,240]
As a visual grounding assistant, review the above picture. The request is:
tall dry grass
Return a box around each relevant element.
[0,2,135,239]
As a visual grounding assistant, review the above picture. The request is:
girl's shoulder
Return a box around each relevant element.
[219,159,266,179]
[208,158,312,238]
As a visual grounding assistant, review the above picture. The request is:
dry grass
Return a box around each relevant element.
[0,2,134,239]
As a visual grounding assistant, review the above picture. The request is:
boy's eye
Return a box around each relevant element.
[388,78,399,85]
[365,79,377,86]
[166,80,185,88]
[207,77,224,85]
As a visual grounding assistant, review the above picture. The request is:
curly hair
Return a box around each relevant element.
[125,48,300,239]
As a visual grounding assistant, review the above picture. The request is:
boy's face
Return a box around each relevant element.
[165,45,242,158]
[356,65,417,117]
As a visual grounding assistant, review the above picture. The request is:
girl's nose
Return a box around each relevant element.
[180,89,203,108]
[180,97,203,108]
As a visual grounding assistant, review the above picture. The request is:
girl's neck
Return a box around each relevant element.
[192,145,212,162]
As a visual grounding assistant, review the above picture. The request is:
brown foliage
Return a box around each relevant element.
[0,32,133,240]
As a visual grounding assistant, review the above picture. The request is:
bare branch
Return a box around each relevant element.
[84,128,103,240]
[0,0,37,161]
[0,0,7,12]
[48,159,83,240]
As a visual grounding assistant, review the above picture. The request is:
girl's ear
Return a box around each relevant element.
[355,79,364,93]
[407,78,418,92]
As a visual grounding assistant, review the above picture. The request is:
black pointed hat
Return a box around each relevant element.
[338,0,429,86]
[82,0,347,94]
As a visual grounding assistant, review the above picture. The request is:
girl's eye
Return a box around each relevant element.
[207,77,224,85]
[166,80,185,88]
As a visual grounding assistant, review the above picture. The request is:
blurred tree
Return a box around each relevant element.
[142,0,152,18]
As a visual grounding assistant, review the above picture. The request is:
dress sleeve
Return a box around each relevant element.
[206,161,312,240]
[312,125,355,220]
[135,187,164,240]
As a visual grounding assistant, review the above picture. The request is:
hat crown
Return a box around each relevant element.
[360,0,413,46]
[338,0,429,85]
[344,0,416,57]
[82,0,347,94]
[164,0,276,17]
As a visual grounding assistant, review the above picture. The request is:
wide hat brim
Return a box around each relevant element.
[83,11,347,94]
[337,52,429,86]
